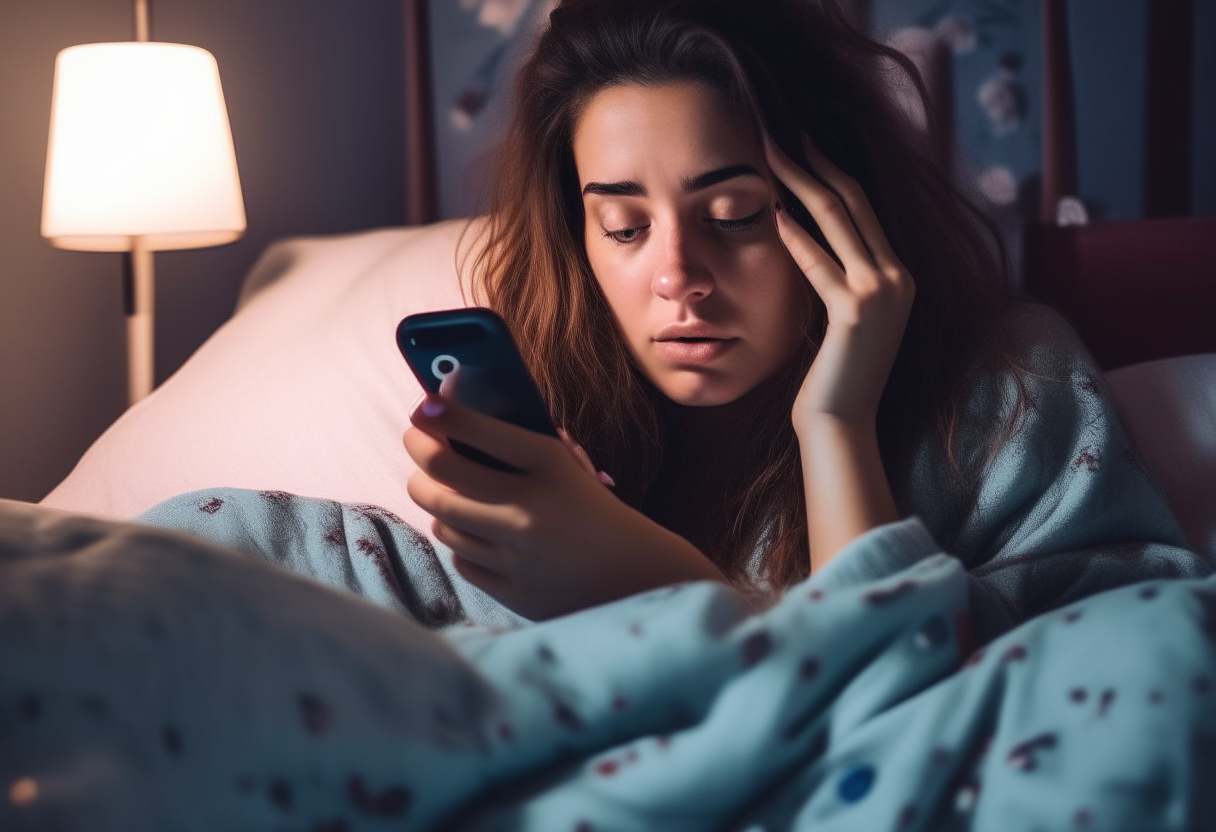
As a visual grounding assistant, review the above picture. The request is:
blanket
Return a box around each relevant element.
[5,301,1214,829]
[1,498,1214,831]
[134,302,1212,642]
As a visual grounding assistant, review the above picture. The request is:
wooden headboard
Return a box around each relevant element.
[1025,0,1216,370]
[403,0,439,225]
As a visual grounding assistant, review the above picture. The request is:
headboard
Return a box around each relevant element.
[1024,0,1216,370]
[403,0,439,225]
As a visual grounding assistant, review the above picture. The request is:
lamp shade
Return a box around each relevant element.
[42,42,246,252]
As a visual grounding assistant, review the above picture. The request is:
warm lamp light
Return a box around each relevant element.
[41,39,245,404]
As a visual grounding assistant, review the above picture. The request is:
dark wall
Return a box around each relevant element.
[871,0,1215,221]
[0,0,405,502]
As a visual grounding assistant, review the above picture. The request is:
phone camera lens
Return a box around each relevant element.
[431,354,460,379]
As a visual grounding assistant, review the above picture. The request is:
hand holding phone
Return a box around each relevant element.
[397,308,558,472]
[399,308,725,619]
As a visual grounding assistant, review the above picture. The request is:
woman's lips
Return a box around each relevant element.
[654,337,737,363]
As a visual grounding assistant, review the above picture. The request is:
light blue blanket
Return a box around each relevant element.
[3,302,1214,829]
[1,498,1214,831]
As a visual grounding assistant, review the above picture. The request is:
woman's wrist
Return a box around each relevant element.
[793,409,878,441]
[624,514,728,589]
[796,416,899,572]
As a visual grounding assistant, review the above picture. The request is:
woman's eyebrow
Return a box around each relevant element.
[581,164,764,198]
[682,163,764,192]
[582,180,645,197]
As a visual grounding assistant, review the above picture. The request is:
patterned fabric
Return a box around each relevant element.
[139,488,525,631]
[890,300,1209,638]
[1,499,1214,830]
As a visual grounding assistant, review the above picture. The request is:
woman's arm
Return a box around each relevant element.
[764,135,914,571]
[796,418,899,572]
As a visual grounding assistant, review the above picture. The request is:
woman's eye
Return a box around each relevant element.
[604,225,649,244]
[709,208,765,233]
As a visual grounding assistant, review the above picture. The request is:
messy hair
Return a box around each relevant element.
[467,0,1029,589]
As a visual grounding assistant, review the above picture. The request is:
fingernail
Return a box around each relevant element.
[420,396,446,418]
[597,471,616,488]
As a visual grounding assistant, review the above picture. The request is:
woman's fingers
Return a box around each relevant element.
[764,134,874,280]
[559,428,616,488]
[438,365,461,397]
[410,390,562,475]
[447,546,514,597]
[432,518,502,568]
[403,425,519,503]
[407,468,538,546]
[772,205,840,297]
[798,135,907,280]
[558,428,598,477]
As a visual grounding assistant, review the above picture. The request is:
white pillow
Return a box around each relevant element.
[42,219,477,536]
[44,218,1216,569]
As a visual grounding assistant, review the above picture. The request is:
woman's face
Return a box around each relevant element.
[573,81,808,407]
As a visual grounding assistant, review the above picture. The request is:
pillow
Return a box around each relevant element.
[1105,354,1216,563]
[44,218,1216,568]
[41,219,478,538]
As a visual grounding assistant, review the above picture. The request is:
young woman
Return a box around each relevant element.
[9,4,1209,825]
[126,0,1200,635]
[400,0,1164,623]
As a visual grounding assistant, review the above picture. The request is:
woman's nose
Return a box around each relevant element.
[651,225,713,302]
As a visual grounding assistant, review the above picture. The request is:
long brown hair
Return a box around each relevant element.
[467,0,1030,589]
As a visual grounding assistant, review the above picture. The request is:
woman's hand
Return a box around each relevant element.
[765,134,915,427]
[403,385,725,620]
[557,428,616,488]
[764,133,913,569]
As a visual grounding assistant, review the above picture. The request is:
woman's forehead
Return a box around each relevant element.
[572,81,762,188]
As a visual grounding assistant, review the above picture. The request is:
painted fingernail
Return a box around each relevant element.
[420,396,446,418]
[597,471,616,488]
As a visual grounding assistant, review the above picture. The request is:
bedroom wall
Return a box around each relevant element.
[0,0,406,502]
[870,0,1216,222]
[431,0,1213,280]
[3,0,1212,504]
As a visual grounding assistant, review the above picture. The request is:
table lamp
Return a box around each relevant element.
[41,6,245,406]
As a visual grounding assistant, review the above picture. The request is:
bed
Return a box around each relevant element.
[2,213,1212,830]
[30,217,1216,565]
[4,3,1216,830]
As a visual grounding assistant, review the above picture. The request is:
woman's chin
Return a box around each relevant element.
[654,375,752,408]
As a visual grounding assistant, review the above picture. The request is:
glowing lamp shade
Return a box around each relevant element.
[42,42,245,252]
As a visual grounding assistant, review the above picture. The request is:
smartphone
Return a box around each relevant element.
[396,308,558,472]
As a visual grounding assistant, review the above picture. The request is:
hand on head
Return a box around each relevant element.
[763,133,909,569]
[763,132,915,431]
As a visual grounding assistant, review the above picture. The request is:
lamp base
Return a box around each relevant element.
[125,239,155,405]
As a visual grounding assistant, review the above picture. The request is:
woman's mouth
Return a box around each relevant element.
[654,336,737,364]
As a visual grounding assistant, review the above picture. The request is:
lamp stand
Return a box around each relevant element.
[135,0,149,43]
[125,0,153,406]
[125,236,155,405]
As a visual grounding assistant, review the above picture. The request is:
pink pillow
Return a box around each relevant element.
[42,219,477,534]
